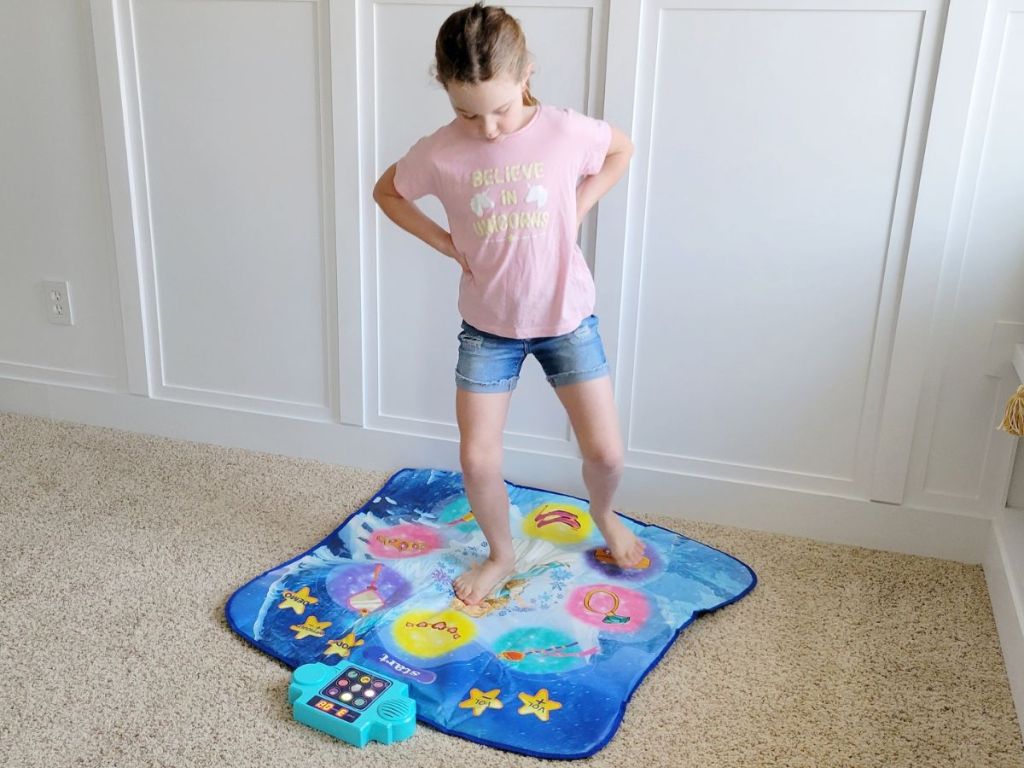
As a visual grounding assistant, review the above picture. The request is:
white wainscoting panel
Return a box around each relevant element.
[618,0,944,499]
[906,1,1024,513]
[0,0,126,392]
[129,0,335,419]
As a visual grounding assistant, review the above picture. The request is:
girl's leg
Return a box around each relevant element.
[554,376,644,568]
[453,387,517,605]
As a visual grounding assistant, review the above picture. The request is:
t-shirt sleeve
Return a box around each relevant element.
[393,135,437,201]
[567,109,613,177]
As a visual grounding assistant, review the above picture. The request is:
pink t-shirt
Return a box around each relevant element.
[393,105,612,338]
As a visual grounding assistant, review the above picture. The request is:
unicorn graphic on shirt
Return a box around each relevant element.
[526,184,548,208]
[470,190,495,217]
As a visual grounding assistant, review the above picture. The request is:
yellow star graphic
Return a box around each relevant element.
[278,586,318,615]
[324,632,364,658]
[458,688,504,717]
[517,688,562,722]
[290,615,331,640]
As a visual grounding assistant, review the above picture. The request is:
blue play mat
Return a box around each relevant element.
[226,468,756,758]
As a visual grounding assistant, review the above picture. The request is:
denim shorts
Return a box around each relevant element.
[455,314,610,393]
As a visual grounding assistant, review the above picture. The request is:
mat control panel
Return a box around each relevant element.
[289,662,416,747]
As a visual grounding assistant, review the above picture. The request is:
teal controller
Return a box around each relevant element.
[288,662,416,747]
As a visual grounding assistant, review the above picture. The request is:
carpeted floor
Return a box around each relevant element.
[1,411,1022,767]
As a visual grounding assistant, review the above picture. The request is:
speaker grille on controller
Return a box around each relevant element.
[378,699,415,721]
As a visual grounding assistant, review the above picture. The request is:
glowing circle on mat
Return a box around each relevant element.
[493,627,595,674]
[437,495,478,532]
[522,501,593,544]
[325,563,411,615]
[366,523,441,559]
[567,584,650,632]
[393,609,476,658]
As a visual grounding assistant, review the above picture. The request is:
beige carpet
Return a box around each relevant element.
[1,411,1022,768]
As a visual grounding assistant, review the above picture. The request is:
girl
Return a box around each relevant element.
[373,2,642,606]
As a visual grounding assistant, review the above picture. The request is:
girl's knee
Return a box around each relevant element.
[584,447,624,475]
[460,445,503,479]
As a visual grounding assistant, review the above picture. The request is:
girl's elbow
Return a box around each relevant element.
[372,180,395,207]
[608,129,635,161]
[373,164,399,205]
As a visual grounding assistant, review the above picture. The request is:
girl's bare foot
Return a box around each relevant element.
[594,514,646,569]
[453,554,515,605]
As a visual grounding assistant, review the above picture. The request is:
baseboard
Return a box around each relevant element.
[0,375,992,564]
[985,512,1024,745]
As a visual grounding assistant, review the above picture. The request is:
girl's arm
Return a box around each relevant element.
[373,164,470,272]
[575,125,635,228]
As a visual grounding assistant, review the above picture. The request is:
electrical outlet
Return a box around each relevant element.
[42,280,73,325]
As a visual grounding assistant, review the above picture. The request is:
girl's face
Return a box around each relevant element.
[447,72,533,143]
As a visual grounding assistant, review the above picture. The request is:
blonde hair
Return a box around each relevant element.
[433,2,539,106]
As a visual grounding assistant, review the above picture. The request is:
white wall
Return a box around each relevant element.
[0,0,126,390]
[1,0,1022,722]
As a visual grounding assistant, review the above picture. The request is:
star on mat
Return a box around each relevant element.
[517,688,562,721]
[278,586,318,615]
[324,632,364,658]
[290,615,331,640]
[459,688,504,717]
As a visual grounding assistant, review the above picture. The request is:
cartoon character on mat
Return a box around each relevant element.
[498,639,599,663]
[348,564,386,616]
[452,560,569,618]
[492,625,601,673]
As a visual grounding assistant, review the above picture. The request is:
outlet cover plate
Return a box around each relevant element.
[42,280,73,326]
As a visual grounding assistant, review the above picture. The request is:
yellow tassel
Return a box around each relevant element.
[999,383,1024,436]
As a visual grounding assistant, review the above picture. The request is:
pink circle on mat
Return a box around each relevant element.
[567,583,650,633]
[366,523,441,559]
